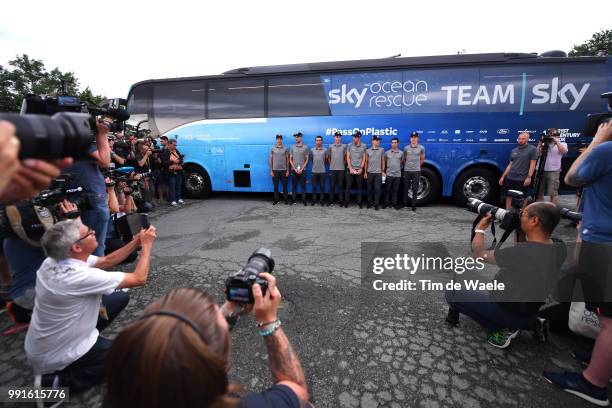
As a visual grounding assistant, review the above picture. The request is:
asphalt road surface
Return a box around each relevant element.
[0,194,598,407]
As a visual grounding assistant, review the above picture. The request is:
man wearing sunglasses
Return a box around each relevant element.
[25,219,157,392]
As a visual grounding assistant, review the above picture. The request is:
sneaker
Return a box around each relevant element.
[531,317,550,343]
[170,201,178,206]
[445,308,460,326]
[543,371,609,407]
[487,329,519,349]
[358,203,363,209]
[320,201,324,207]
[412,206,416,212]
[303,201,308,206]
[375,205,379,211]
[178,199,185,204]
[572,350,592,367]
[284,200,289,205]
[272,200,279,205]
[291,201,296,205]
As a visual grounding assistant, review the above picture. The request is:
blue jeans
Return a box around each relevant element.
[445,289,535,332]
[168,172,183,202]
[80,193,110,256]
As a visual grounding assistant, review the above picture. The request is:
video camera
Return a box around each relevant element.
[225,248,275,303]
[584,92,612,136]
[0,81,129,160]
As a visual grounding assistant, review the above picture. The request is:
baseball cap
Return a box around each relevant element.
[353,131,362,137]
[334,131,342,136]
[372,135,381,141]
[276,134,283,139]
[410,131,419,137]
[294,132,303,137]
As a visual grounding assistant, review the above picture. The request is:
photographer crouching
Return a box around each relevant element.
[445,201,566,349]
[24,219,157,390]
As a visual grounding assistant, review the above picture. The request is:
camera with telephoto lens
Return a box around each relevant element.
[467,190,525,232]
[225,248,275,303]
[0,81,129,160]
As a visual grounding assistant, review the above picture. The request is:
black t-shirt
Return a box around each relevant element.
[243,385,300,408]
[493,239,567,315]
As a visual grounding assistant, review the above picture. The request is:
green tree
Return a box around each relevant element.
[0,54,106,112]
[569,29,612,57]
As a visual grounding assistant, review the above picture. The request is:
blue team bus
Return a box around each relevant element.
[125,52,611,205]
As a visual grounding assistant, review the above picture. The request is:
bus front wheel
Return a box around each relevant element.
[452,167,498,206]
[184,166,212,199]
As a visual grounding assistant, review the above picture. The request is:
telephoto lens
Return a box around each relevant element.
[0,112,94,160]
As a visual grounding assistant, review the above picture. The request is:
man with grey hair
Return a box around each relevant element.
[25,219,157,391]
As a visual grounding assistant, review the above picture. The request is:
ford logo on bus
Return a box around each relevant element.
[497,129,509,135]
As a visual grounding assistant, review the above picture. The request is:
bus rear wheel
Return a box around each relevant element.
[184,166,212,198]
[452,167,498,206]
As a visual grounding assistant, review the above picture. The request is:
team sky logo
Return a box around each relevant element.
[327,76,591,112]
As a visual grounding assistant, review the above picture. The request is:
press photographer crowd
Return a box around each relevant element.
[0,86,610,407]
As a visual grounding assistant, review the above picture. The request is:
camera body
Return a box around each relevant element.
[225,248,275,303]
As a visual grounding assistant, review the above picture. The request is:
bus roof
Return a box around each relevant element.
[128,52,606,91]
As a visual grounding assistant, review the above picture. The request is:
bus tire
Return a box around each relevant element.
[183,166,212,199]
[452,167,498,206]
[415,167,441,206]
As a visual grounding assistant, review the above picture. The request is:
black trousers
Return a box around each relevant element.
[311,173,325,202]
[329,170,345,203]
[272,170,289,201]
[366,173,382,206]
[403,171,420,206]
[384,176,401,206]
[345,171,364,204]
[57,291,129,390]
[291,171,307,202]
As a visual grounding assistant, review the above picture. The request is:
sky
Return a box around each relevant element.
[1,0,610,98]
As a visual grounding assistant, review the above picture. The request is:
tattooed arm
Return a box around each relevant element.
[252,274,309,405]
[264,327,308,402]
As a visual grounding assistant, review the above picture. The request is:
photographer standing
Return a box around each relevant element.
[543,121,612,406]
[64,120,112,256]
[161,139,184,206]
[106,274,309,408]
[536,128,567,205]
[25,219,157,390]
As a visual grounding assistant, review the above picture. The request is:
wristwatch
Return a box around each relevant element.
[474,229,486,235]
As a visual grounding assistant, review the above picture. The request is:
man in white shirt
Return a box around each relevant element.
[536,128,568,205]
[25,219,157,390]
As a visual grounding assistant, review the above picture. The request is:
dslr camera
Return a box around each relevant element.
[225,248,275,303]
